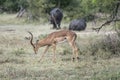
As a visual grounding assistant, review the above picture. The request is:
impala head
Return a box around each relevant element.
[28,31,39,54]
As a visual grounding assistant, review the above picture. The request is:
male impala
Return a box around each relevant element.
[28,30,79,62]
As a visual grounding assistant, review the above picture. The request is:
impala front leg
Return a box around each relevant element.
[39,46,50,62]
[68,42,75,62]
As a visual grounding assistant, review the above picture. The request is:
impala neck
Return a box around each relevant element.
[33,39,51,54]
[37,38,52,47]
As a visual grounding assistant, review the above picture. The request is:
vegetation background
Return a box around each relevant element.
[0,0,119,21]
[0,0,120,80]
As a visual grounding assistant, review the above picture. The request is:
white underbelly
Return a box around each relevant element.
[54,37,67,44]
[57,39,67,44]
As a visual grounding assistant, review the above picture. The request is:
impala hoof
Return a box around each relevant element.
[77,57,80,60]
[72,57,75,62]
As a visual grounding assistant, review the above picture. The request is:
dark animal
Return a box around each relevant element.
[69,19,87,31]
[49,8,63,29]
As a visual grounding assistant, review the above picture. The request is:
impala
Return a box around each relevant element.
[28,30,79,62]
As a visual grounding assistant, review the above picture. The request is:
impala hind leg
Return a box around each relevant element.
[39,46,50,62]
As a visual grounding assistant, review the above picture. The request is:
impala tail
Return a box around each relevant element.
[28,31,37,54]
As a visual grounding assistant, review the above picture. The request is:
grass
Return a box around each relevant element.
[1,54,120,80]
[0,13,120,80]
[0,13,26,25]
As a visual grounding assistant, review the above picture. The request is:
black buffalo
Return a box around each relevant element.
[69,19,87,31]
[49,8,63,29]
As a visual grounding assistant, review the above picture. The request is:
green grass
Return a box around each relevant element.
[0,14,120,80]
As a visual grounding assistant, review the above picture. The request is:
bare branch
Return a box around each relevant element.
[92,19,120,33]
[93,1,120,33]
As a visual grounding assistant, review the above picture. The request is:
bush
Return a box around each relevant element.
[89,33,120,58]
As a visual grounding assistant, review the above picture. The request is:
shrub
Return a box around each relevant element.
[89,33,120,58]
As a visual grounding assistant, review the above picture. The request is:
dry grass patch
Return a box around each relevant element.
[0,15,120,79]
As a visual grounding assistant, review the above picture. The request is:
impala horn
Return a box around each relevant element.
[28,31,35,49]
